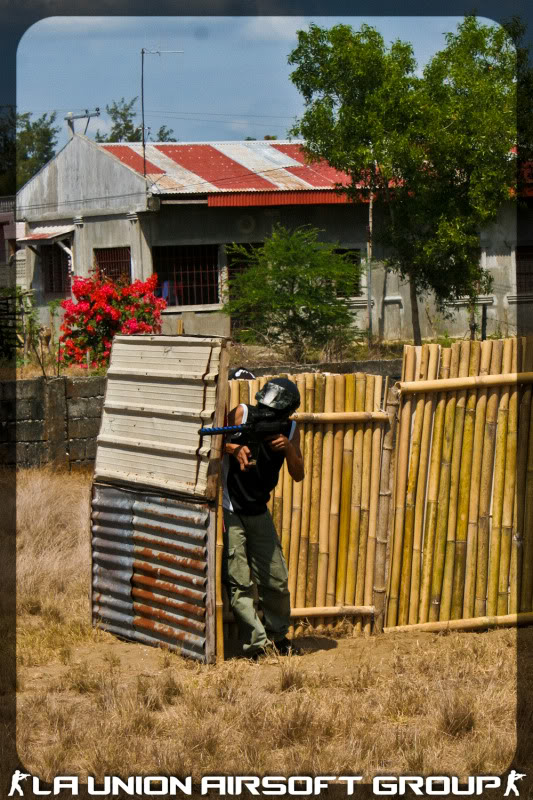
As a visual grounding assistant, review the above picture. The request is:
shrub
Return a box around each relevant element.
[59,272,166,368]
[223,225,361,363]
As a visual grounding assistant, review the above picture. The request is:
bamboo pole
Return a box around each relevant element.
[409,344,440,624]
[498,339,518,615]
[398,345,430,626]
[354,375,375,634]
[364,374,383,634]
[514,339,532,612]
[387,347,416,627]
[288,375,307,609]
[399,371,533,393]
[462,340,493,618]
[450,341,481,619]
[373,385,400,633]
[520,340,533,612]
[474,340,504,617]
[292,411,389,423]
[429,344,459,621]
[487,338,513,615]
[439,341,471,621]
[346,373,367,607]
[305,374,325,609]
[419,345,447,624]
[316,375,336,626]
[295,373,315,636]
[291,604,374,619]
[335,374,356,606]
[385,610,533,635]
[280,374,296,563]
[326,375,346,618]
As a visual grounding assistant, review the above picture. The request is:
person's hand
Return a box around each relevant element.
[266,434,289,453]
[235,445,252,471]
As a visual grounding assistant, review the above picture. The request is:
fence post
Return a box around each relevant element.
[373,384,400,633]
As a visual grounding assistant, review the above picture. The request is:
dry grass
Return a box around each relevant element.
[14,467,519,785]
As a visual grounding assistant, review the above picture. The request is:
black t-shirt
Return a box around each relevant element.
[224,404,294,516]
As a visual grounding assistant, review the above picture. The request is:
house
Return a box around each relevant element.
[15,132,533,340]
[0,195,27,289]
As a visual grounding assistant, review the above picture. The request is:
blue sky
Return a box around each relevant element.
[17,15,495,150]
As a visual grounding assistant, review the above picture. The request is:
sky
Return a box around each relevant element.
[16,15,496,151]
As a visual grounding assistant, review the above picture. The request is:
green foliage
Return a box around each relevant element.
[222,225,361,362]
[95,97,142,143]
[94,97,175,143]
[288,16,518,342]
[0,105,16,195]
[16,111,60,190]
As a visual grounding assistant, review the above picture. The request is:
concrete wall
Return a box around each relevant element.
[0,376,105,469]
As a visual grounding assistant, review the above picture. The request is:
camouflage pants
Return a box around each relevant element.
[222,508,291,655]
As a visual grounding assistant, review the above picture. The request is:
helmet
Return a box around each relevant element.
[255,378,300,415]
[229,367,256,380]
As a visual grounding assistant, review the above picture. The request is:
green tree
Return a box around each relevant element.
[222,225,361,362]
[0,105,16,195]
[94,97,176,142]
[16,110,60,190]
[288,17,517,344]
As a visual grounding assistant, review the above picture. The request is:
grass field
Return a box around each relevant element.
[13,467,520,787]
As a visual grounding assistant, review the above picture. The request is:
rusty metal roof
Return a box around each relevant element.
[17,224,75,243]
[98,140,354,199]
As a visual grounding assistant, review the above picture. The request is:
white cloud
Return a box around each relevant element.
[241,16,306,42]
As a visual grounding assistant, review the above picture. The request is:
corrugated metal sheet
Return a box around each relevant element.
[91,483,215,662]
[99,139,353,197]
[94,335,224,498]
[207,190,352,207]
[16,224,74,243]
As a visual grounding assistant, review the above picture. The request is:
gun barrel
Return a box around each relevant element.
[198,424,251,436]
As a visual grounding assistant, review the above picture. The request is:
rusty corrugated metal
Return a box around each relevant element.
[207,190,352,207]
[91,483,214,662]
[94,335,221,498]
[98,140,352,196]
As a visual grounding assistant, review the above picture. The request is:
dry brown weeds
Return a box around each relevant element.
[14,467,519,786]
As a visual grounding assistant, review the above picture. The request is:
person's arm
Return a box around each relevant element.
[267,425,304,482]
[225,405,252,471]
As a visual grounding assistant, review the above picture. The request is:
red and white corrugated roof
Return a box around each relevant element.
[99,140,355,203]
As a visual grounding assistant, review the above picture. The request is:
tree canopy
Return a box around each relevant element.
[16,110,60,191]
[94,97,176,143]
[223,225,361,362]
[288,16,518,343]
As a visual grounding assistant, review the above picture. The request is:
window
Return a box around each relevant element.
[94,247,131,282]
[334,249,362,297]
[152,245,219,306]
[516,246,533,294]
[42,244,71,294]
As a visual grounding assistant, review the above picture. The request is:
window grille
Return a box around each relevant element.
[152,245,219,306]
[42,244,71,294]
[94,247,131,282]
[516,246,533,294]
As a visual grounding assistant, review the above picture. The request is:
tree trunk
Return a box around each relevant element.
[409,279,422,346]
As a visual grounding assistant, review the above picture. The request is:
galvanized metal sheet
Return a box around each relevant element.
[94,335,224,498]
[91,483,215,662]
[98,140,352,195]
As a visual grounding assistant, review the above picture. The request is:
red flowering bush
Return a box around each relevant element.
[59,272,167,368]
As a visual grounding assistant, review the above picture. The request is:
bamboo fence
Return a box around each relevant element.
[385,336,533,631]
[214,337,531,657]
[216,371,391,651]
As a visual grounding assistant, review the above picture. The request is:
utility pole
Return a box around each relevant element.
[366,190,373,343]
[141,48,183,181]
[64,108,100,137]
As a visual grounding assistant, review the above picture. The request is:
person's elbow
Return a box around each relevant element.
[289,464,305,482]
